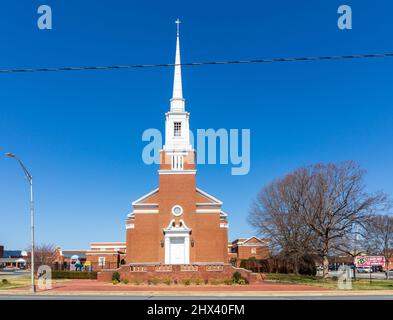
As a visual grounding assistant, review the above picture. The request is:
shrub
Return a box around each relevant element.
[162,277,172,286]
[232,271,242,283]
[239,259,248,269]
[238,279,246,285]
[1,279,9,285]
[52,271,97,280]
[112,279,119,285]
[224,278,233,285]
[148,277,160,285]
[112,271,121,282]
[132,278,142,285]
[210,279,222,285]
[181,278,191,286]
[299,255,317,276]
[194,278,203,285]
[122,279,129,285]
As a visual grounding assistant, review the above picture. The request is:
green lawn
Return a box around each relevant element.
[265,273,393,290]
[0,276,70,290]
[0,276,31,290]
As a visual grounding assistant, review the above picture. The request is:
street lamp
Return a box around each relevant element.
[5,153,36,293]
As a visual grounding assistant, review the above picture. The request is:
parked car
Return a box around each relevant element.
[357,267,372,273]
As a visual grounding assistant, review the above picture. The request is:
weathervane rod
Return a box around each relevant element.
[175,18,181,36]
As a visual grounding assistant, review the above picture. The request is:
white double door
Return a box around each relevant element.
[165,234,190,265]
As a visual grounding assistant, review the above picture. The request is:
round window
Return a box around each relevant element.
[172,205,183,216]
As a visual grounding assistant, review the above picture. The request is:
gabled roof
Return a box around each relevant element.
[132,188,159,206]
[196,188,223,205]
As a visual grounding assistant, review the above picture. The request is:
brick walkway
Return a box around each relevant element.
[24,279,329,293]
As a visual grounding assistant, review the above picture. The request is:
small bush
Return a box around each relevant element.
[239,260,248,269]
[299,254,317,276]
[232,271,242,283]
[112,279,119,285]
[181,278,191,286]
[52,271,97,280]
[210,279,222,285]
[331,276,338,282]
[132,278,142,285]
[224,278,233,285]
[112,271,121,282]
[122,279,129,285]
[238,279,246,285]
[194,278,203,285]
[148,277,160,285]
[1,279,10,285]
[162,277,172,286]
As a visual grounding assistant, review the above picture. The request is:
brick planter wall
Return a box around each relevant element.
[97,264,259,284]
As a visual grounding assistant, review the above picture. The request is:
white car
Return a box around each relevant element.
[357,267,372,273]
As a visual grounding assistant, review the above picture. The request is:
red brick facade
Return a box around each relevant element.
[126,150,229,265]
[228,237,270,266]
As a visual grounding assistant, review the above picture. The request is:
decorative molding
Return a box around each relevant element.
[158,170,196,175]
[132,188,159,206]
[196,188,223,205]
[196,209,221,213]
[220,223,229,228]
[132,209,159,214]
[126,224,135,229]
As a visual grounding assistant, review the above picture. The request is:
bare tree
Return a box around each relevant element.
[364,214,393,279]
[249,169,315,274]
[250,161,386,278]
[301,161,385,278]
[26,243,57,271]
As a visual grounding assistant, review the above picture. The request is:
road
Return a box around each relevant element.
[0,270,29,279]
[0,294,393,300]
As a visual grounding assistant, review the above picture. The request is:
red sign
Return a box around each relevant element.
[355,256,385,267]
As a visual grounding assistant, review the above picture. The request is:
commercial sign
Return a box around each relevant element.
[354,256,385,267]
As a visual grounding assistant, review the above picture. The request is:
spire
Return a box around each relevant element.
[170,18,185,112]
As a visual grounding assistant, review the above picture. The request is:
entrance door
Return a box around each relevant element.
[169,237,186,264]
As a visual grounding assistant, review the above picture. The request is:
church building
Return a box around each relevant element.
[125,21,229,266]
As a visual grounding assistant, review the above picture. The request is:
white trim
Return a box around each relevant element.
[132,188,159,206]
[220,210,228,218]
[132,209,159,214]
[133,203,159,208]
[196,203,221,207]
[171,205,183,217]
[220,223,229,228]
[86,252,122,255]
[158,170,196,175]
[126,224,135,229]
[196,209,221,213]
[196,188,223,205]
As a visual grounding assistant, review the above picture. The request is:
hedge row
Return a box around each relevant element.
[51,271,97,280]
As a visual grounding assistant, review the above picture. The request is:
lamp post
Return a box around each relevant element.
[5,153,36,293]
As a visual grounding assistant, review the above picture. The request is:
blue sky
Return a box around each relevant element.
[1,1,393,250]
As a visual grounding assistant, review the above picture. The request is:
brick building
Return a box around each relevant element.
[228,237,270,266]
[125,22,229,266]
[85,242,126,270]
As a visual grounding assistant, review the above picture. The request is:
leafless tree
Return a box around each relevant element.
[26,243,57,271]
[300,161,385,278]
[249,161,386,278]
[364,214,393,279]
[249,169,315,274]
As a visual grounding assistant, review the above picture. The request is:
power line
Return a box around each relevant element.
[0,53,392,74]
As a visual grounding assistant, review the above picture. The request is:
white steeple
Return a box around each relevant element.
[170,18,185,112]
[163,19,192,153]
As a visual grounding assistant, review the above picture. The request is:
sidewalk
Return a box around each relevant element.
[1,279,392,297]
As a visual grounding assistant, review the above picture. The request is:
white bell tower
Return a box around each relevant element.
[163,19,193,153]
